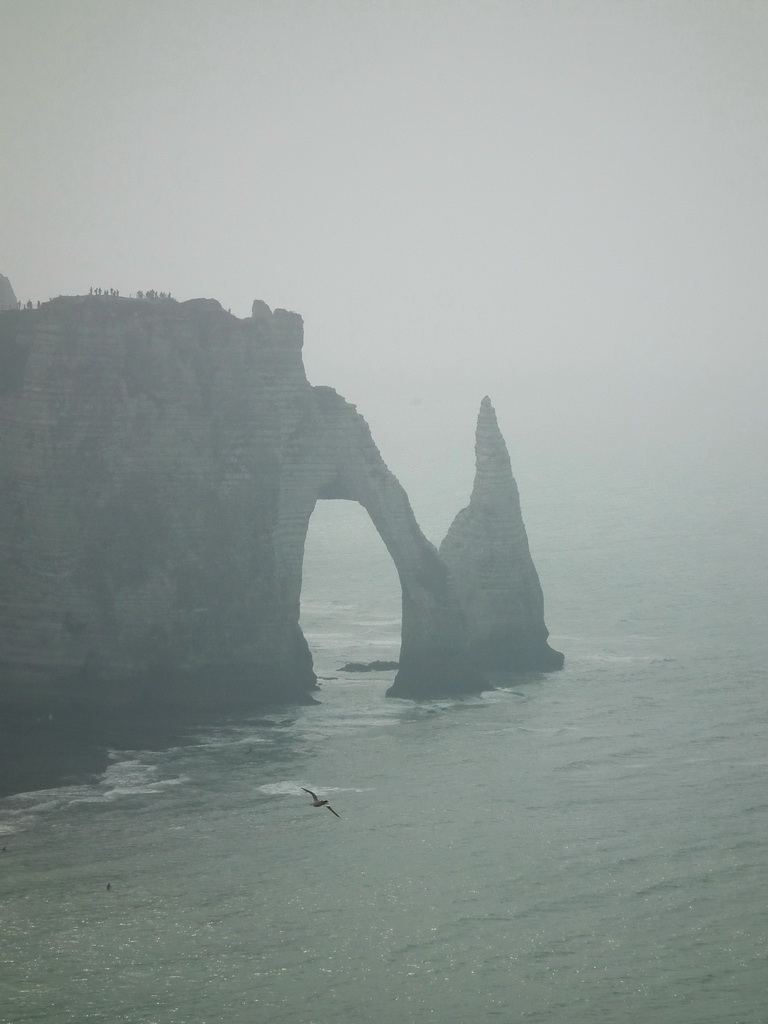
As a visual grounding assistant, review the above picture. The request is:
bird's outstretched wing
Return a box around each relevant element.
[326,805,341,818]
[302,787,318,800]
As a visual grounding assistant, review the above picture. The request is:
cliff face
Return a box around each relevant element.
[0,274,17,310]
[0,296,317,711]
[0,296,559,716]
[440,397,563,672]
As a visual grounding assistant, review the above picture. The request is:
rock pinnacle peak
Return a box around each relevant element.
[471,396,517,510]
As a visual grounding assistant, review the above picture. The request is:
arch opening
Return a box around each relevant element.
[299,500,401,682]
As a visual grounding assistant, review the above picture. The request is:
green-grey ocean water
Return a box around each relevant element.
[2,447,766,1023]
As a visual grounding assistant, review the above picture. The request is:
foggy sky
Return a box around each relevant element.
[2,0,767,493]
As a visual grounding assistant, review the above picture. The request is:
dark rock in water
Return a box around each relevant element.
[0,294,560,748]
[339,660,400,673]
[439,397,563,673]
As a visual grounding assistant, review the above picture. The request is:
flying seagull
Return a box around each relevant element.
[302,787,340,818]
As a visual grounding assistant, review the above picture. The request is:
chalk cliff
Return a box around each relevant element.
[0,294,558,718]
[0,296,316,711]
[440,397,563,672]
[0,273,17,310]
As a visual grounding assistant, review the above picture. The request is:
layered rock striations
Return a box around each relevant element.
[0,295,317,711]
[0,294,560,719]
[440,397,563,672]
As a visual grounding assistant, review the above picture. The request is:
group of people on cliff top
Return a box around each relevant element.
[4,287,180,312]
[88,286,174,301]
[8,288,176,310]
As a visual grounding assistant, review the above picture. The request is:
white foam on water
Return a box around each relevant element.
[257,780,309,796]
[257,781,373,796]
[0,756,189,832]
[93,759,189,798]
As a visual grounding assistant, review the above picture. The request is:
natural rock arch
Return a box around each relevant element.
[0,292,560,716]
[277,386,485,698]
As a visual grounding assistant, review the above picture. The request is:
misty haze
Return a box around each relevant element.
[1,3,767,1023]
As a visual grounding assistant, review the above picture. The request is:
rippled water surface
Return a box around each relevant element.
[2,451,767,1023]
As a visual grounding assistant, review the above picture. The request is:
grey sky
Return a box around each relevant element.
[2,0,767,485]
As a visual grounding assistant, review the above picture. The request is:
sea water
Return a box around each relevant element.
[1,445,767,1024]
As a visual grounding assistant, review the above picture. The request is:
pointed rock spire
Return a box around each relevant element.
[439,398,563,673]
[470,395,521,510]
